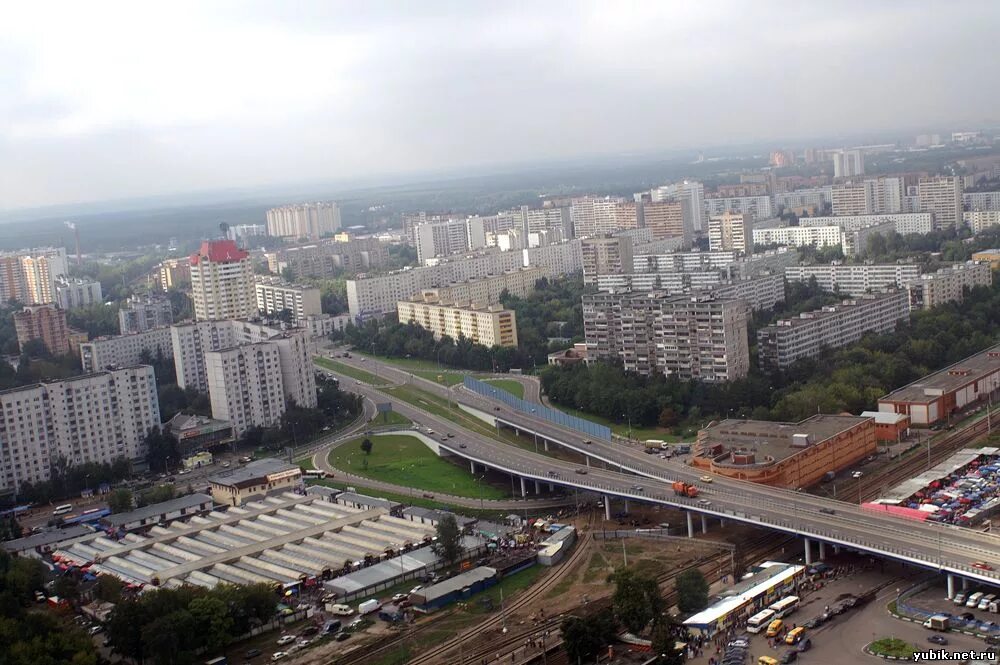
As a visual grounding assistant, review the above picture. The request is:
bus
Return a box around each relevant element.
[746,609,776,634]
[768,595,800,618]
[52,504,73,516]
[303,470,329,479]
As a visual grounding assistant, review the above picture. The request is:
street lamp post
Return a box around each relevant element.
[622,412,633,440]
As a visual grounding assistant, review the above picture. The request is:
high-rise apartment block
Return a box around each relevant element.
[708,212,752,254]
[205,344,286,435]
[904,262,992,310]
[831,183,870,216]
[397,295,518,347]
[14,304,70,355]
[964,191,1000,212]
[581,235,634,286]
[81,326,174,373]
[0,247,69,305]
[0,365,160,494]
[964,210,1000,233]
[190,240,256,321]
[799,213,934,236]
[265,237,389,278]
[651,181,705,233]
[158,258,191,291]
[415,217,486,264]
[570,196,629,237]
[757,291,909,369]
[583,292,750,382]
[704,195,774,220]
[774,187,832,214]
[119,294,174,334]
[265,202,341,240]
[917,176,963,229]
[54,277,103,310]
[784,263,921,296]
[226,224,267,245]
[641,200,691,243]
[865,176,906,214]
[597,272,784,312]
[833,149,865,178]
[254,277,322,322]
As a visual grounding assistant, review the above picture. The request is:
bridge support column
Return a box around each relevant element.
[701,514,708,534]
[549,483,554,492]
[586,457,591,467]
[833,545,840,555]
[947,574,955,600]
[520,477,526,498]
[803,537,813,565]
[543,440,549,451]
[719,519,726,528]
[535,480,541,494]
[687,512,694,538]
[604,496,611,521]
[818,542,826,560]
[623,499,629,514]
[470,461,475,474]
[963,578,970,591]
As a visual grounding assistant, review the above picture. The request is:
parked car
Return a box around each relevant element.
[780,651,798,663]
[276,635,296,646]
[409,586,423,595]
[270,653,288,662]
[392,593,408,603]
[927,635,948,645]
[335,632,351,642]
[299,626,319,636]
[796,638,812,652]
[245,648,262,659]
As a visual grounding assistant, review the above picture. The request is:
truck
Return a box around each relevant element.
[644,440,667,450]
[923,615,950,631]
[358,599,381,615]
[672,481,699,498]
[675,444,692,454]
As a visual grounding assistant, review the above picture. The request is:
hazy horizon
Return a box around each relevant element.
[3,1,999,211]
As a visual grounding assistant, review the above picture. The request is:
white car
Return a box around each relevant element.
[409,585,423,595]
[276,635,296,646]
[328,603,353,616]
[392,593,408,603]
[271,653,288,662]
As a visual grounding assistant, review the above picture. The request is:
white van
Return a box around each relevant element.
[953,592,968,606]
[978,594,997,611]
[52,504,73,516]
[966,591,985,608]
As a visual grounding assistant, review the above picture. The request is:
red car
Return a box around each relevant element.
[972,561,994,571]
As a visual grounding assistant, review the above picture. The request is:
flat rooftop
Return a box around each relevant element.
[54,493,437,589]
[880,343,1000,404]
[101,493,213,528]
[765,291,904,330]
[208,458,298,488]
[697,415,870,463]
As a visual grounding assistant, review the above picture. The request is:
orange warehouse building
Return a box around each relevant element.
[692,415,876,489]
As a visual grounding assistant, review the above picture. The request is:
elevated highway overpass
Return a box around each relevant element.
[320,353,1000,592]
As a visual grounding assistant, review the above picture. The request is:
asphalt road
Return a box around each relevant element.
[322,351,1000,585]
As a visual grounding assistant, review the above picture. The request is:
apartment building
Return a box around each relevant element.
[704,195,773,220]
[583,291,750,382]
[597,272,784,312]
[773,187,832,214]
[905,261,992,310]
[757,291,910,369]
[0,365,160,494]
[265,202,341,240]
[634,251,737,274]
[570,196,628,237]
[54,277,103,310]
[190,240,256,321]
[428,268,542,307]
[712,273,786,312]
[254,277,322,322]
[397,295,518,347]
[708,212,752,253]
[964,191,1000,211]
[832,149,864,177]
[865,176,906,214]
[172,320,315,415]
[831,183,870,216]
[81,326,174,373]
[639,200,691,243]
[522,239,583,275]
[0,247,69,305]
[158,257,191,291]
[752,225,843,250]
[14,304,70,354]
[227,224,267,245]
[119,294,174,334]
[651,181,705,233]
[205,343,286,435]
[415,217,486,264]
[265,237,389,278]
[784,263,921,296]
[581,235,634,286]
[964,210,1000,233]
[799,213,934,236]
[917,176,963,229]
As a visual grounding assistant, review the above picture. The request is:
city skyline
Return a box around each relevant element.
[3,1,999,210]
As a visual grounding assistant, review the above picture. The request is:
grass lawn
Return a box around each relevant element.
[372,410,411,426]
[411,370,465,386]
[384,385,500,439]
[484,379,524,399]
[306,478,509,520]
[314,356,390,385]
[868,638,916,659]
[547,401,687,441]
[328,434,508,499]
[297,456,316,471]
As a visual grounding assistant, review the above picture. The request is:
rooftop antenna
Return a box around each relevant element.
[64,221,81,266]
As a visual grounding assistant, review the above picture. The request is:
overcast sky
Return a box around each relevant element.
[2,1,997,211]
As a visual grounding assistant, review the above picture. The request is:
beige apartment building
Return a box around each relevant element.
[917,176,963,230]
[581,235,634,285]
[158,257,191,291]
[265,202,341,240]
[189,240,256,321]
[254,277,322,322]
[397,295,518,347]
[708,212,752,253]
[905,261,992,310]
[641,200,691,243]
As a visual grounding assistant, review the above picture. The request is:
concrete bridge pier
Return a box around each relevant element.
[519,476,527,498]
[947,574,955,600]
[604,495,611,521]
[818,542,826,560]
[963,578,970,591]
[623,499,630,514]
[719,519,726,528]
[543,440,549,451]
[701,514,708,534]
[548,483,555,492]
[470,461,475,474]
[534,480,541,494]
[586,457,591,467]
[804,537,813,565]
[687,512,694,538]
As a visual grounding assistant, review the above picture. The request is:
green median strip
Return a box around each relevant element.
[483,378,525,399]
[314,356,390,385]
